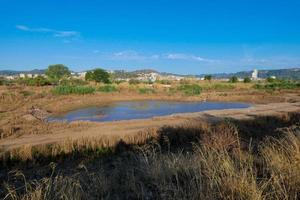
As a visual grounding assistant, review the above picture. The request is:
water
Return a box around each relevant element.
[48,100,250,122]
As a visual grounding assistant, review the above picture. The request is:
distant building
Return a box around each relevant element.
[5,75,15,80]
[78,72,87,79]
[251,69,258,80]
[19,73,26,78]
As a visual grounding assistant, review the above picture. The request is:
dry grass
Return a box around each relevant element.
[1,113,300,199]
[0,82,294,141]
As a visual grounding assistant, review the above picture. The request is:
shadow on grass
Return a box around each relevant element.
[1,112,300,199]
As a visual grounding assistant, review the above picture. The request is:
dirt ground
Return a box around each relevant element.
[1,85,300,152]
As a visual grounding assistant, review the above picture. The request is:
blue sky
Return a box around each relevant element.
[0,0,300,74]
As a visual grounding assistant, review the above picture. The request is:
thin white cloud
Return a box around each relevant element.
[16,25,30,31]
[16,25,80,38]
[165,53,215,62]
[111,51,214,63]
[113,50,146,60]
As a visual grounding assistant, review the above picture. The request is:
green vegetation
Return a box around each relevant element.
[60,78,87,86]
[110,70,138,81]
[178,84,202,95]
[266,76,277,83]
[202,83,236,91]
[98,84,118,92]
[19,90,34,97]
[204,74,212,81]
[85,68,110,83]
[155,79,172,85]
[129,79,141,85]
[228,76,238,83]
[138,87,155,94]
[243,77,251,83]
[52,85,96,95]
[17,76,51,86]
[45,64,71,81]
[0,77,11,86]
[254,80,300,90]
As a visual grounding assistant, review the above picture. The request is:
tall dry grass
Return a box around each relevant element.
[1,114,300,199]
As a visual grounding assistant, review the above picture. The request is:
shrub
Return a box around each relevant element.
[228,76,238,83]
[85,71,94,81]
[266,77,277,83]
[211,83,235,91]
[243,77,251,83]
[0,78,10,86]
[156,79,171,85]
[204,75,212,81]
[85,68,110,83]
[0,78,4,85]
[129,79,141,85]
[17,76,51,86]
[98,85,118,92]
[60,78,88,86]
[19,90,34,97]
[178,84,202,96]
[46,64,71,80]
[52,85,95,95]
[32,76,51,86]
[138,87,155,94]
[254,80,300,91]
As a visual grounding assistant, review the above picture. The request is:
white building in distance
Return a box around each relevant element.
[251,69,258,80]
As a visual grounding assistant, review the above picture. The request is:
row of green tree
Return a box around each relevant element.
[45,64,110,83]
[15,64,111,86]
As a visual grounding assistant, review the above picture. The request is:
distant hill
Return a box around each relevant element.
[0,69,46,76]
[198,68,300,80]
[1,67,300,80]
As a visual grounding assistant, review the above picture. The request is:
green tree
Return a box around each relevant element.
[204,75,212,81]
[229,76,238,83]
[243,77,251,83]
[45,64,71,80]
[33,76,50,86]
[86,68,110,83]
[85,71,94,81]
[267,76,276,83]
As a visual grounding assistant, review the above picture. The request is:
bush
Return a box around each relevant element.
[204,75,212,81]
[266,77,277,83]
[46,64,71,80]
[138,88,155,94]
[0,78,11,86]
[85,68,110,83]
[98,85,118,92]
[178,84,202,96]
[60,78,88,86]
[52,85,95,95]
[254,80,300,91]
[228,76,238,83]
[129,79,141,85]
[17,76,51,86]
[19,90,34,97]
[210,83,235,91]
[243,77,251,83]
[156,79,172,85]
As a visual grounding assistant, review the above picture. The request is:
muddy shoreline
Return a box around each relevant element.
[1,101,300,151]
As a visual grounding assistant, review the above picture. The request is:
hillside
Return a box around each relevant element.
[0,69,46,76]
[1,67,300,80]
[198,68,300,80]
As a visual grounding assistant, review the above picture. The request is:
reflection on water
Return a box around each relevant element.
[48,100,250,122]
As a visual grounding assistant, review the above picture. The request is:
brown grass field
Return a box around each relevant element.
[1,81,300,199]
